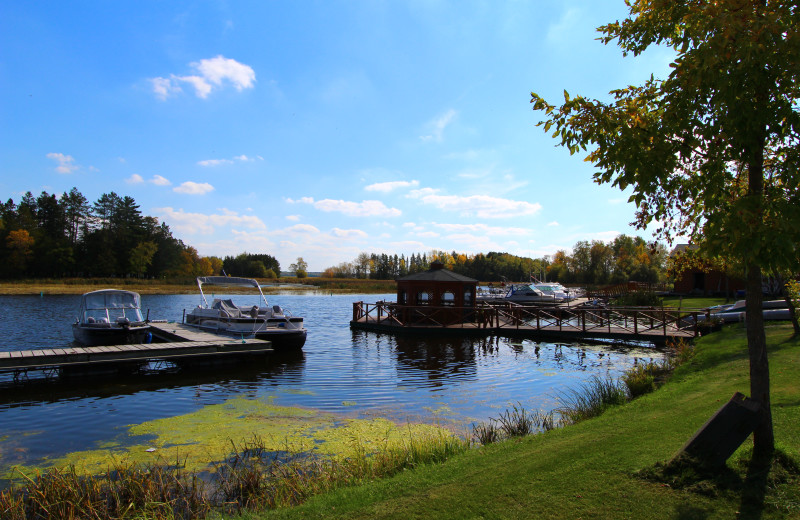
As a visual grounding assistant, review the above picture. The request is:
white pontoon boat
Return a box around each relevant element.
[184,276,307,350]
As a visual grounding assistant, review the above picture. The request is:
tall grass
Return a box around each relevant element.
[555,376,629,425]
[0,429,469,519]
[472,404,557,445]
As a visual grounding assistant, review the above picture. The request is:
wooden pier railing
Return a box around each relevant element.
[352,301,707,342]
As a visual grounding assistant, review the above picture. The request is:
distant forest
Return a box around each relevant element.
[324,236,668,285]
[1,188,668,284]
[0,188,278,280]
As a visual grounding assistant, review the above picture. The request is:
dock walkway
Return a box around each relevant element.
[0,322,272,378]
[351,302,703,345]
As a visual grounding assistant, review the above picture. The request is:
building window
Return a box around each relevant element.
[442,291,455,306]
[463,288,473,306]
[398,288,406,305]
[416,291,431,305]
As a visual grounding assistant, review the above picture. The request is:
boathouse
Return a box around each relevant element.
[394,262,478,325]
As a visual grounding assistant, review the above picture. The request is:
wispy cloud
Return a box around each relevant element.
[46,153,78,174]
[126,174,144,184]
[419,109,457,142]
[431,222,530,235]
[546,8,582,46]
[154,207,266,234]
[364,180,419,193]
[150,55,256,100]
[292,197,402,218]
[408,189,541,218]
[150,175,171,186]
[198,154,261,167]
[173,181,214,195]
[331,228,368,238]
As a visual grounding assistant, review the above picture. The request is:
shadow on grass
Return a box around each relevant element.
[639,449,800,520]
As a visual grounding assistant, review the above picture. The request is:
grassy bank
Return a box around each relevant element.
[249,323,799,519]
[660,294,731,309]
[0,277,396,295]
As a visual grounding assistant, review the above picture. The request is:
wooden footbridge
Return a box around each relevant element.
[0,322,272,382]
[351,301,706,345]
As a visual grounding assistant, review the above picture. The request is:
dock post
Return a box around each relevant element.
[634,313,638,334]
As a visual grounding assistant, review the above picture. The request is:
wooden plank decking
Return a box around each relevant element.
[0,322,272,374]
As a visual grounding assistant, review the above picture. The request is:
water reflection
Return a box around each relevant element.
[0,293,666,474]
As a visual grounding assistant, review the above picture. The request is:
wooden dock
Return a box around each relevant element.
[351,302,704,346]
[0,322,272,379]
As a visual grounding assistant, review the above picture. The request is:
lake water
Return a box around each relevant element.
[0,292,665,478]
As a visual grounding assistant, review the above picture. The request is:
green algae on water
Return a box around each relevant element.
[19,396,458,476]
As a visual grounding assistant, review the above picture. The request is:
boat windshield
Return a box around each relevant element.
[80,291,144,324]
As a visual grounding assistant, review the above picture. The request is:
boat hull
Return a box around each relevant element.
[72,324,152,346]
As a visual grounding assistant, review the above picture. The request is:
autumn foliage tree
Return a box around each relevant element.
[531,0,800,457]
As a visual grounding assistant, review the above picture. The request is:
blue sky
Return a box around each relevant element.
[1,1,675,271]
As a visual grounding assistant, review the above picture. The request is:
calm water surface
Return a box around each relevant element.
[0,292,665,474]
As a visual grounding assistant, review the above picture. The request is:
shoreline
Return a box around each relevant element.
[0,279,396,296]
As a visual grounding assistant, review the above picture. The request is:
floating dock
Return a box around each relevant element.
[0,322,272,381]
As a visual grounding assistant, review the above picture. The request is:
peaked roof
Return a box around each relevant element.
[397,263,477,283]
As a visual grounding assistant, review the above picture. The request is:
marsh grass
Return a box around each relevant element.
[471,404,557,445]
[0,428,469,519]
[555,376,628,425]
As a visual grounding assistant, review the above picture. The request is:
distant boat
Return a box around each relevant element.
[183,276,307,350]
[708,299,794,323]
[72,289,152,346]
[478,282,580,305]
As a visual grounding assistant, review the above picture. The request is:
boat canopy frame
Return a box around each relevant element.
[195,276,269,308]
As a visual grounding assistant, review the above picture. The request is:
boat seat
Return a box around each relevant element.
[272,305,284,316]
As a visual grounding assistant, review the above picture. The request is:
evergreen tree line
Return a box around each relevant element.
[0,188,282,280]
[323,235,668,285]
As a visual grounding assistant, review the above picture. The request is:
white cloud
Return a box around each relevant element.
[126,174,144,184]
[308,198,402,217]
[285,223,320,234]
[198,155,259,167]
[364,180,419,192]
[286,196,315,204]
[150,55,256,100]
[547,221,559,227]
[154,207,266,234]
[46,152,78,174]
[408,190,541,219]
[419,109,457,142]
[150,175,171,186]
[416,231,440,238]
[198,158,234,167]
[173,181,215,195]
[331,228,368,238]
[194,55,256,90]
[285,214,300,221]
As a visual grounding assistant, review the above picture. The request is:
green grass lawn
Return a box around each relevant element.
[660,294,733,310]
[246,323,800,519]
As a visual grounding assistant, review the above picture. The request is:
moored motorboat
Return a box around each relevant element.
[478,281,579,304]
[183,276,307,350]
[72,289,152,346]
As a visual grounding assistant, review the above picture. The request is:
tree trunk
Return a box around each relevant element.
[745,264,773,457]
[746,140,774,458]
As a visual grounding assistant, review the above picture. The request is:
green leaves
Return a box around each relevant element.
[531,0,800,275]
